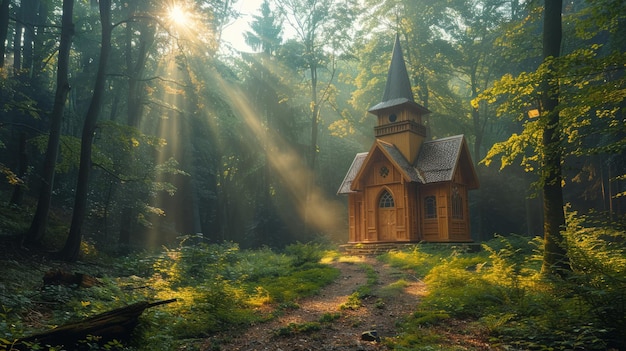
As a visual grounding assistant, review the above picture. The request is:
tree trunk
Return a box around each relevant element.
[0,0,9,68]
[59,0,111,262]
[12,3,23,72]
[309,64,319,171]
[9,132,28,206]
[21,0,38,76]
[540,0,570,276]
[25,0,74,244]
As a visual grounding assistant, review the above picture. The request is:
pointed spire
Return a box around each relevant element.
[369,35,429,114]
[382,34,414,103]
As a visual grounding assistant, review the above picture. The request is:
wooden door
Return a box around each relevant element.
[377,190,395,241]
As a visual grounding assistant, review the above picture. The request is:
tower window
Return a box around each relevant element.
[425,196,437,218]
[388,114,397,122]
[379,190,394,208]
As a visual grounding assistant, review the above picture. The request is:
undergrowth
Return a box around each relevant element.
[382,215,625,350]
[0,237,340,351]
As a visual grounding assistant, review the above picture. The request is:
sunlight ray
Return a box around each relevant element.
[210,72,343,235]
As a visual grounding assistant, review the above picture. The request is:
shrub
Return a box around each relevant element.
[283,242,326,267]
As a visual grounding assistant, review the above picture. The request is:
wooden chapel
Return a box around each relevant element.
[337,36,479,243]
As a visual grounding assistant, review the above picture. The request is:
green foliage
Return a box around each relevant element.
[421,255,503,318]
[389,310,449,350]
[274,322,321,337]
[378,279,410,298]
[339,291,362,310]
[386,232,622,350]
[0,238,338,351]
[318,312,341,323]
[562,211,626,348]
[274,311,340,337]
[283,242,326,267]
[379,245,442,277]
[258,265,340,303]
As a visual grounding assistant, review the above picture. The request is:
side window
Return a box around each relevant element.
[451,186,463,219]
[425,196,437,218]
[379,190,395,208]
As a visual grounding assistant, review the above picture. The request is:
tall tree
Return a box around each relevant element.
[473,1,625,266]
[241,0,288,245]
[0,0,9,68]
[540,0,569,276]
[25,0,74,244]
[244,0,282,55]
[59,0,112,261]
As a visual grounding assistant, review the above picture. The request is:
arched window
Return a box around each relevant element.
[425,196,437,218]
[451,186,463,219]
[379,190,395,208]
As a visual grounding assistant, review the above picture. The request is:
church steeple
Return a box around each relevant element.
[368,35,430,164]
[381,34,414,105]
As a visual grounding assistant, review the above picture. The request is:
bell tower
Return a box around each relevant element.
[368,35,430,164]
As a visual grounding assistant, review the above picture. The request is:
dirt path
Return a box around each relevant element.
[201,256,426,350]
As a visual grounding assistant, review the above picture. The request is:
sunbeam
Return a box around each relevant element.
[210,72,344,236]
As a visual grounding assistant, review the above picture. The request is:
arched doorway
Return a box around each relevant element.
[377,189,395,241]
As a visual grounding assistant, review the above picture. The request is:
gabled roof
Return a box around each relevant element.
[416,135,479,189]
[337,140,424,194]
[368,35,430,115]
[337,135,479,195]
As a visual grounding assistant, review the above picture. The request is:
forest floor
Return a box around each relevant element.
[201,256,494,351]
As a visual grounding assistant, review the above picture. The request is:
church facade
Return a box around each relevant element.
[337,36,479,243]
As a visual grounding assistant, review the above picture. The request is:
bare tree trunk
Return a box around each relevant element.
[0,0,9,68]
[21,0,38,76]
[25,0,74,244]
[12,3,23,72]
[59,0,111,262]
[540,0,570,276]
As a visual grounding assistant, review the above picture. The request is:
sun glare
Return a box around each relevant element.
[168,4,188,26]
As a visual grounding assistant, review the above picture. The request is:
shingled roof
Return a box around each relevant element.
[336,152,368,194]
[337,135,477,195]
[377,140,424,183]
[416,135,465,184]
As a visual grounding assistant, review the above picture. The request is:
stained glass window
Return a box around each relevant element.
[379,190,394,208]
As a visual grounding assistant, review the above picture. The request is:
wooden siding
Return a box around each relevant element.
[376,108,422,126]
[375,108,426,164]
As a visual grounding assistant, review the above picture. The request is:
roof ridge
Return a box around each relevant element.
[423,134,464,143]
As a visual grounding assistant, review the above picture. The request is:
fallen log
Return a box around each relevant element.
[13,298,177,350]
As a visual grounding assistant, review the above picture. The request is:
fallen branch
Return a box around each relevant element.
[14,299,177,350]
